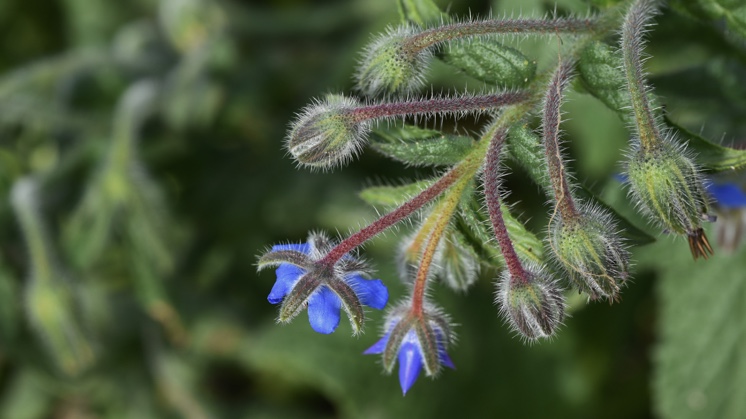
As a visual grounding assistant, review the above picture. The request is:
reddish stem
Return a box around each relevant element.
[320,165,464,267]
[349,91,529,123]
[483,127,529,284]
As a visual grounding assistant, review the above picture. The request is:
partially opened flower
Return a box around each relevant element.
[258,232,388,334]
[364,303,455,394]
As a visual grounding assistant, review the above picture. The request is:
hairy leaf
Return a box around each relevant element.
[397,0,445,26]
[666,117,746,172]
[359,180,434,209]
[370,125,475,167]
[650,239,746,419]
[441,41,536,89]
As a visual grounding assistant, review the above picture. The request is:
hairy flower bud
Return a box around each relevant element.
[356,25,430,97]
[496,263,565,341]
[286,94,370,169]
[626,140,714,259]
[548,205,630,301]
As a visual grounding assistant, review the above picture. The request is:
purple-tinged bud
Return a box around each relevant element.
[496,263,565,341]
[286,94,369,169]
[626,140,714,259]
[548,204,630,301]
[364,302,455,395]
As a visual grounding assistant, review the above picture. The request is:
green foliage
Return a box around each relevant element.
[648,238,746,419]
[370,125,475,167]
[441,41,537,88]
[0,0,744,417]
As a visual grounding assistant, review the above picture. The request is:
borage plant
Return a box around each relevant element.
[257,0,746,395]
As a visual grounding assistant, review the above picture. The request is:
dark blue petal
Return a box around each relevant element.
[271,243,311,254]
[268,264,305,304]
[440,350,455,370]
[347,275,388,310]
[363,334,389,355]
[307,286,341,334]
[707,182,746,209]
[398,340,423,395]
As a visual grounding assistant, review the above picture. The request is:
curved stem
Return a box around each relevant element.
[410,176,472,315]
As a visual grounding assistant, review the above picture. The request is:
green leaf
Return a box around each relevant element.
[397,0,445,26]
[456,194,544,268]
[358,180,433,209]
[441,41,537,89]
[649,238,746,419]
[666,117,746,172]
[370,125,475,167]
[670,0,746,39]
[577,41,630,119]
[506,125,655,245]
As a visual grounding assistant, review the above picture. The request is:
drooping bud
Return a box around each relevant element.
[496,263,565,341]
[548,204,630,301]
[626,140,714,259]
[286,94,369,169]
[356,25,431,97]
[364,302,455,394]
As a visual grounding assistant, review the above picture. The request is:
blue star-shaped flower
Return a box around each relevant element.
[707,181,746,210]
[259,233,388,334]
[364,305,454,395]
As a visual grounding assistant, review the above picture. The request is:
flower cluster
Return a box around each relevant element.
[257,0,745,395]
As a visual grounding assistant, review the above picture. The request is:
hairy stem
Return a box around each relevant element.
[410,176,472,315]
[406,17,603,53]
[349,91,530,122]
[542,59,580,223]
[621,0,661,153]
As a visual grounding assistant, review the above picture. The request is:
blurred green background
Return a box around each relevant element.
[1,0,745,418]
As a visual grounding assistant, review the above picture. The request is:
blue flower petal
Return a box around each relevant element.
[271,243,311,254]
[363,334,389,355]
[398,339,423,395]
[440,350,455,370]
[347,275,388,310]
[707,182,746,209]
[307,286,341,334]
[268,264,305,304]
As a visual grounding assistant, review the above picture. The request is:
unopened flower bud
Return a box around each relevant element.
[548,205,630,301]
[286,94,369,169]
[626,141,714,259]
[356,25,430,97]
[496,263,565,341]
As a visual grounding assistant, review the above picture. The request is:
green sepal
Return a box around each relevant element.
[441,41,536,89]
[666,117,746,172]
[397,0,446,26]
[359,180,434,209]
[370,125,475,167]
[506,125,656,245]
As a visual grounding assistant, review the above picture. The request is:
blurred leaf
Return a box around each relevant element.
[0,258,19,344]
[650,238,746,419]
[359,180,433,209]
[370,125,475,167]
[666,117,746,172]
[441,41,537,89]
[397,0,445,26]
[670,0,746,39]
